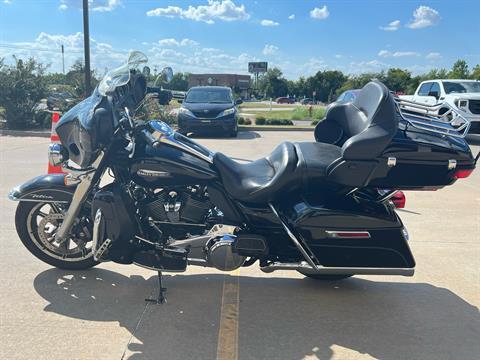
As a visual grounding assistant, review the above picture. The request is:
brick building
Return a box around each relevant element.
[188,73,251,98]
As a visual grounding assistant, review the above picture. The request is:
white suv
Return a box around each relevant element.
[401,79,480,134]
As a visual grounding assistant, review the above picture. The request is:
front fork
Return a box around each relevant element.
[55,153,105,243]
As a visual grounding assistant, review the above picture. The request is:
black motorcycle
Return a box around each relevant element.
[9,52,477,303]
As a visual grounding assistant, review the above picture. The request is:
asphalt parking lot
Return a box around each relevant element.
[1,132,479,360]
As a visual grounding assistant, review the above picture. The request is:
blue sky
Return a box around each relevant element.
[0,0,479,79]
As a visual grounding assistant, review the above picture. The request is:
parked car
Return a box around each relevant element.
[47,91,76,111]
[177,86,241,137]
[400,79,480,134]
[275,96,295,104]
[336,89,361,103]
[300,98,314,105]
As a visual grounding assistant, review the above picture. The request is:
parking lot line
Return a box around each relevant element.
[216,269,240,360]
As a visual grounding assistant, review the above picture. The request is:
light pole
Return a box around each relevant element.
[61,44,65,74]
[82,0,92,96]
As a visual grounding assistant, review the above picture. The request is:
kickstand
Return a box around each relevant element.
[146,271,167,304]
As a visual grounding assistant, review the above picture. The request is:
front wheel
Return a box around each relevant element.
[15,201,98,270]
[298,271,353,281]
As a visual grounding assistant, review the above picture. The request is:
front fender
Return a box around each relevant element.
[8,174,76,203]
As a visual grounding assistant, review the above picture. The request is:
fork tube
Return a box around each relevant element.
[56,153,104,242]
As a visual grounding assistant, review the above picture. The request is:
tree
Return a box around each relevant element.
[0,56,48,129]
[65,59,98,98]
[384,68,411,92]
[168,72,189,91]
[449,59,470,79]
[257,68,288,98]
[471,65,480,80]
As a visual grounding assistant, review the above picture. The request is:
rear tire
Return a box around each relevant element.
[299,272,353,281]
[15,201,98,270]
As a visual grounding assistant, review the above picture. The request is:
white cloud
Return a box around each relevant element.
[310,5,329,20]
[158,38,199,47]
[407,6,440,29]
[348,60,389,74]
[426,52,442,60]
[380,20,400,31]
[3,0,12,4]
[260,19,279,27]
[58,0,121,12]
[262,44,279,56]
[146,0,250,24]
[378,50,419,57]
[288,14,295,20]
[335,54,343,59]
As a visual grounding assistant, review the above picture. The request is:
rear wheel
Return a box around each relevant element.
[15,201,98,270]
[299,271,353,281]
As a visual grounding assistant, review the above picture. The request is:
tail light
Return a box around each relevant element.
[453,168,474,179]
[391,191,406,209]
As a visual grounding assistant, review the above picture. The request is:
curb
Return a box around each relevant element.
[0,129,50,138]
[239,125,314,132]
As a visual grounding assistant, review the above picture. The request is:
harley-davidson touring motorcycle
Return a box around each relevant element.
[9,52,478,303]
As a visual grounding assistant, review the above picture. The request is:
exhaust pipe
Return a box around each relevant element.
[260,262,414,277]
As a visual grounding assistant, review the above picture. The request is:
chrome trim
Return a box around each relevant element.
[268,203,318,268]
[48,143,66,166]
[387,157,397,167]
[260,261,414,276]
[395,98,471,138]
[325,230,371,239]
[448,159,457,170]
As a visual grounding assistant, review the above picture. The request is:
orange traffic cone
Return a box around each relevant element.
[47,112,64,174]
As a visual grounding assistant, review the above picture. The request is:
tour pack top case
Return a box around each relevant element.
[312,81,476,190]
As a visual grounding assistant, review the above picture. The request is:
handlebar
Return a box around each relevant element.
[140,128,161,148]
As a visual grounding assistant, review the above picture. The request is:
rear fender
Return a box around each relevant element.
[8,174,75,203]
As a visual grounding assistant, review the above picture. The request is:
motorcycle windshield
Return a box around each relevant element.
[98,51,148,96]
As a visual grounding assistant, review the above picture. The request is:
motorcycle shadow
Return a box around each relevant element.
[33,268,480,360]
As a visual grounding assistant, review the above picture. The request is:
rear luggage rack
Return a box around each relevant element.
[394,98,471,138]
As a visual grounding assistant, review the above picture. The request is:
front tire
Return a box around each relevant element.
[15,201,98,270]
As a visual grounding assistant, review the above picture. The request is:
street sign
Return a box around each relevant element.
[248,62,268,73]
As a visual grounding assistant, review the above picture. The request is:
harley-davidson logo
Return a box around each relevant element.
[31,194,54,200]
[137,169,171,177]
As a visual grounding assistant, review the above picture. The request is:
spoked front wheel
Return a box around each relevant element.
[15,201,98,270]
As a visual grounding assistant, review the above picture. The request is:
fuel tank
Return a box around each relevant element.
[130,121,218,187]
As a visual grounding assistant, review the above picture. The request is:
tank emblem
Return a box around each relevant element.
[137,169,171,177]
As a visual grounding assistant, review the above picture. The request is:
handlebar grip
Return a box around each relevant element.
[140,129,161,148]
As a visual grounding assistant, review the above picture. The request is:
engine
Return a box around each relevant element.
[145,186,213,225]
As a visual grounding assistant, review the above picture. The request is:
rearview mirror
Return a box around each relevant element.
[428,91,439,99]
[160,67,173,83]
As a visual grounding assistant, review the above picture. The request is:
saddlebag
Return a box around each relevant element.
[283,194,415,269]
[91,183,137,263]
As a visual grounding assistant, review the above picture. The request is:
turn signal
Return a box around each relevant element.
[453,168,474,179]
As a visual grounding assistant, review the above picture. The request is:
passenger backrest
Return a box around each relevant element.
[341,81,397,160]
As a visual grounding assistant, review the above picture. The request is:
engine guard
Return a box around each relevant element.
[8,174,75,203]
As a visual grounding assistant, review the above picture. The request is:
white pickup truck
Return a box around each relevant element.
[400,79,480,134]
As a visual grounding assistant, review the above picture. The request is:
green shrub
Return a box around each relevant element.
[244,118,252,125]
[256,116,266,125]
[238,117,245,125]
[291,106,326,120]
[265,118,293,126]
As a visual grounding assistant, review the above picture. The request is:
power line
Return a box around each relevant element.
[0,43,84,54]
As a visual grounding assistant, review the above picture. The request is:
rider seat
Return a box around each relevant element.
[214,81,398,203]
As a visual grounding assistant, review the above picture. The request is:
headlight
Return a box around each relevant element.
[454,99,469,111]
[218,107,236,117]
[178,107,195,117]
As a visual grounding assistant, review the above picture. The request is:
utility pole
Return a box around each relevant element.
[82,0,92,96]
[61,44,65,74]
